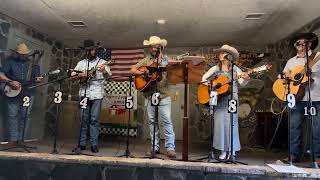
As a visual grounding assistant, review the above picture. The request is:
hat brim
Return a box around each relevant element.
[143,39,167,47]
[290,32,318,50]
[217,48,239,61]
[11,49,31,55]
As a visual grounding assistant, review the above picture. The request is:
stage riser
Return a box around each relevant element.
[0,159,309,180]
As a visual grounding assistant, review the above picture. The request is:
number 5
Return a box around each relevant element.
[125,96,133,109]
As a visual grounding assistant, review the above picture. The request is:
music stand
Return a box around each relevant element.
[167,56,205,161]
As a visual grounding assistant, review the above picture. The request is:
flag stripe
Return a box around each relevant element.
[112,57,144,61]
[112,52,144,56]
[95,48,144,81]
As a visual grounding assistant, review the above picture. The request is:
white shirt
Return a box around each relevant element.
[74,57,112,100]
[283,52,320,101]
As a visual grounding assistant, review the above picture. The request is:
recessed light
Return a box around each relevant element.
[67,21,87,27]
[245,13,265,20]
[157,19,166,25]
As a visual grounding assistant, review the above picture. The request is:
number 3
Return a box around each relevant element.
[54,91,63,104]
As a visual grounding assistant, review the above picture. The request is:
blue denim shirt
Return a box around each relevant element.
[0,55,40,97]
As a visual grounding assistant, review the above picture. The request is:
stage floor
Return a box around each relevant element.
[0,137,319,179]
[3,136,316,168]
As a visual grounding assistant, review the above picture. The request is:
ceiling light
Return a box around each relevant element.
[157,19,166,25]
[67,21,86,27]
[245,13,265,20]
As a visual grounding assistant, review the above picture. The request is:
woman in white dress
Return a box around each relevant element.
[201,45,250,160]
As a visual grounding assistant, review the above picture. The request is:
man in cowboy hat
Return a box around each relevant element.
[281,32,320,163]
[0,42,43,142]
[130,36,177,159]
[71,39,112,153]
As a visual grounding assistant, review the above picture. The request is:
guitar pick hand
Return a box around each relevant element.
[9,81,21,90]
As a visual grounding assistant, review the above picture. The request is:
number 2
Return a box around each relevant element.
[23,96,30,107]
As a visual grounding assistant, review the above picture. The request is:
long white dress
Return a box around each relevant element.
[201,65,248,152]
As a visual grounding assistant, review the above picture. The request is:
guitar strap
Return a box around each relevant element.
[308,52,320,68]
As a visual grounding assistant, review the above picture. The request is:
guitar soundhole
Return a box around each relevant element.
[215,83,222,89]
[294,73,302,81]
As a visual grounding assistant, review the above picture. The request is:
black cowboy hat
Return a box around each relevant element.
[82,39,98,49]
[290,32,318,50]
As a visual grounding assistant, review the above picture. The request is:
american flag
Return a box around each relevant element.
[96,48,145,81]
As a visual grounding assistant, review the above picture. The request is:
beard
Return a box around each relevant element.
[87,52,96,60]
[150,49,160,59]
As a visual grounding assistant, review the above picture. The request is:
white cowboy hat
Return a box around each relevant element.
[216,44,239,61]
[14,42,32,55]
[143,36,167,47]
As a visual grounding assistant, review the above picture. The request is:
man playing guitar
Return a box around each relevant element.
[130,36,177,159]
[280,32,320,163]
[0,42,43,142]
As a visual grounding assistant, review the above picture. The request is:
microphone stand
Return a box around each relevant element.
[28,76,71,154]
[117,74,135,158]
[195,79,220,163]
[304,44,318,169]
[224,62,247,165]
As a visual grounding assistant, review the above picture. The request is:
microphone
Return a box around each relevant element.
[64,47,84,51]
[28,50,44,57]
[224,54,233,61]
[49,69,61,75]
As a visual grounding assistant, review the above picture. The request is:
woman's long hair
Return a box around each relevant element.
[217,52,232,72]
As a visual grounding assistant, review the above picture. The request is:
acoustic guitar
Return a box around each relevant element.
[197,63,272,105]
[134,62,167,92]
[273,53,320,101]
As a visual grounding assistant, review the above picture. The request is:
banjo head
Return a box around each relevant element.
[4,85,21,97]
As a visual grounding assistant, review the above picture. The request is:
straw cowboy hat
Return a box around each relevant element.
[143,36,167,47]
[290,32,318,50]
[216,44,239,61]
[14,42,31,55]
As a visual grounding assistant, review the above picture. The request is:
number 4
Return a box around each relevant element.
[80,97,88,109]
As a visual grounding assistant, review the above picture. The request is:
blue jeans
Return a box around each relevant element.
[7,96,34,141]
[79,99,102,146]
[146,96,175,151]
[290,101,320,158]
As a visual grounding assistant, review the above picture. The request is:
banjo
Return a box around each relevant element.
[3,69,60,97]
